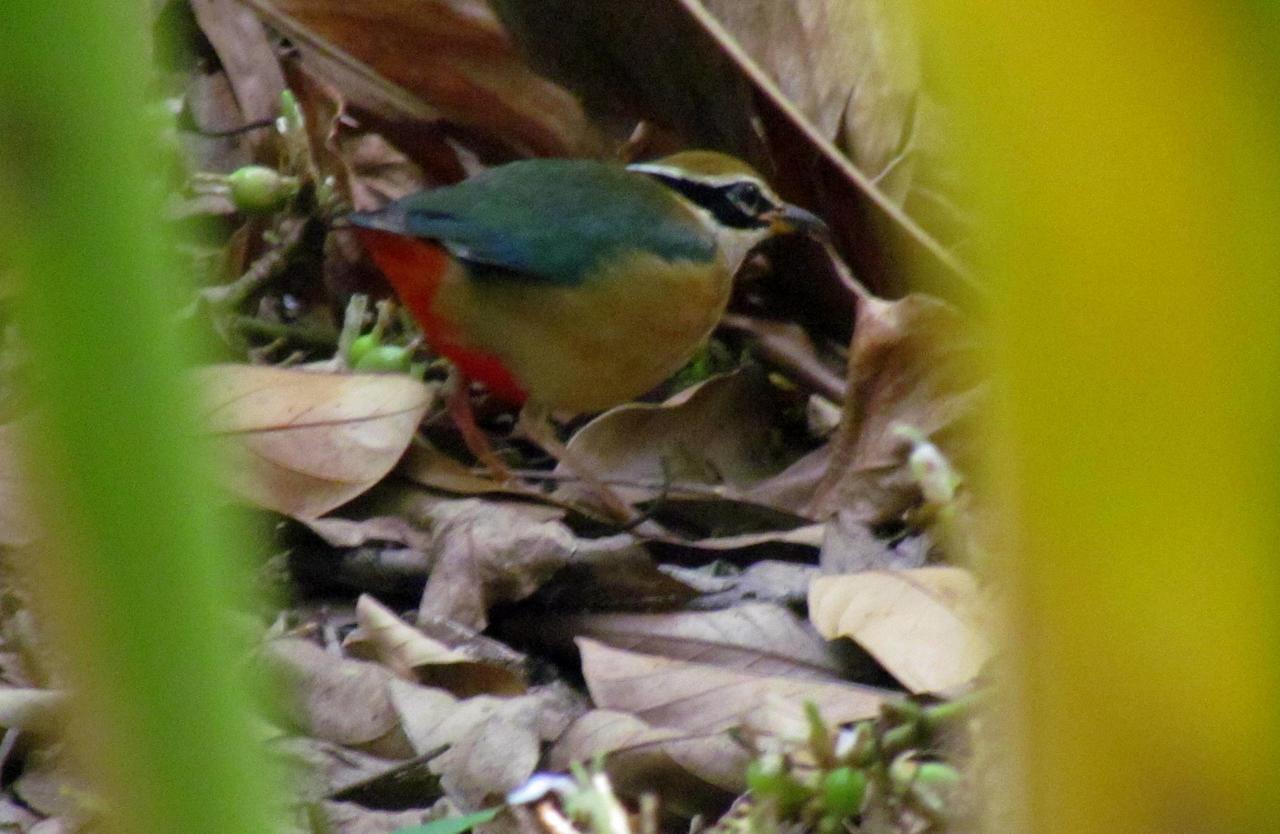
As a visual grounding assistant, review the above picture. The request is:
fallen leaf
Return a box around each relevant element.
[661,560,819,610]
[199,364,434,518]
[262,637,413,758]
[578,638,888,737]
[559,371,789,508]
[416,499,692,630]
[347,595,526,696]
[272,735,431,804]
[387,680,583,807]
[532,604,846,680]
[808,567,989,693]
[702,0,919,199]
[239,0,603,158]
[809,294,983,521]
[819,511,930,574]
[548,709,745,814]
[189,0,288,158]
[0,421,35,547]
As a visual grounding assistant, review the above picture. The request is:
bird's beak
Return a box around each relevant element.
[769,203,830,241]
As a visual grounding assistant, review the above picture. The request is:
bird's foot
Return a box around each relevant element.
[445,368,512,482]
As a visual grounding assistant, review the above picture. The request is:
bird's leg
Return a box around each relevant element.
[444,365,511,482]
[515,403,641,526]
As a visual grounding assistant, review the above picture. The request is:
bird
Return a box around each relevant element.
[347,150,827,488]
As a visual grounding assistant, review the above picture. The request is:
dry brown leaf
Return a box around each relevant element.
[548,709,746,814]
[703,0,919,199]
[346,594,526,696]
[262,637,413,758]
[746,293,981,523]
[190,0,288,159]
[387,679,583,807]
[239,0,603,159]
[809,294,982,521]
[416,499,692,630]
[559,371,788,508]
[808,567,989,693]
[578,638,888,737]
[0,421,35,547]
[198,364,434,519]
[538,604,845,680]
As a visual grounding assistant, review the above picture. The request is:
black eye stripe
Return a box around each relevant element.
[645,173,775,229]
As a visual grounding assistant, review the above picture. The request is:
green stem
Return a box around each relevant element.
[1,5,281,834]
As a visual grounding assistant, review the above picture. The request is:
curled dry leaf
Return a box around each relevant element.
[808,567,990,694]
[533,603,846,681]
[262,637,414,758]
[578,638,888,738]
[747,293,981,524]
[417,499,693,630]
[0,421,35,547]
[198,364,434,519]
[347,594,526,696]
[239,0,603,158]
[548,709,747,813]
[559,371,788,507]
[387,679,584,808]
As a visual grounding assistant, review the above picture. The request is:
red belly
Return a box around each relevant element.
[354,229,527,404]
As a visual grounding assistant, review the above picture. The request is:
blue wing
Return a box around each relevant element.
[349,159,716,286]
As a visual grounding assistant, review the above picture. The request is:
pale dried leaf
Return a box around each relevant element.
[808,567,989,693]
[387,680,580,806]
[262,637,413,758]
[559,371,787,507]
[578,638,888,736]
[199,364,434,518]
[548,709,746,811]
[348,595,526,695]
[543,604,845,680]
[240,0,603,158]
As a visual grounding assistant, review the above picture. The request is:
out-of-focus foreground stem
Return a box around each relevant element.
[923,1,1280,832]
[0,4,279,834]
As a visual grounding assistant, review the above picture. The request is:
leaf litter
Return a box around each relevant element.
[0,1,994,832]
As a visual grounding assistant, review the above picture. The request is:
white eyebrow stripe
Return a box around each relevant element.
[626,164,785,206]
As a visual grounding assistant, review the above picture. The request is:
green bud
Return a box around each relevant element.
[347,332,381,365]
[353,344,415,374]
[745,756,808,818]
[820,767,866,818]
[227,165,294,213]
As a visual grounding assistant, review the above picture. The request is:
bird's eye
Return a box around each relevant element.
[726,181,767,213]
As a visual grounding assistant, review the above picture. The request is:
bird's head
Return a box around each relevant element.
[627,151,828,269]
